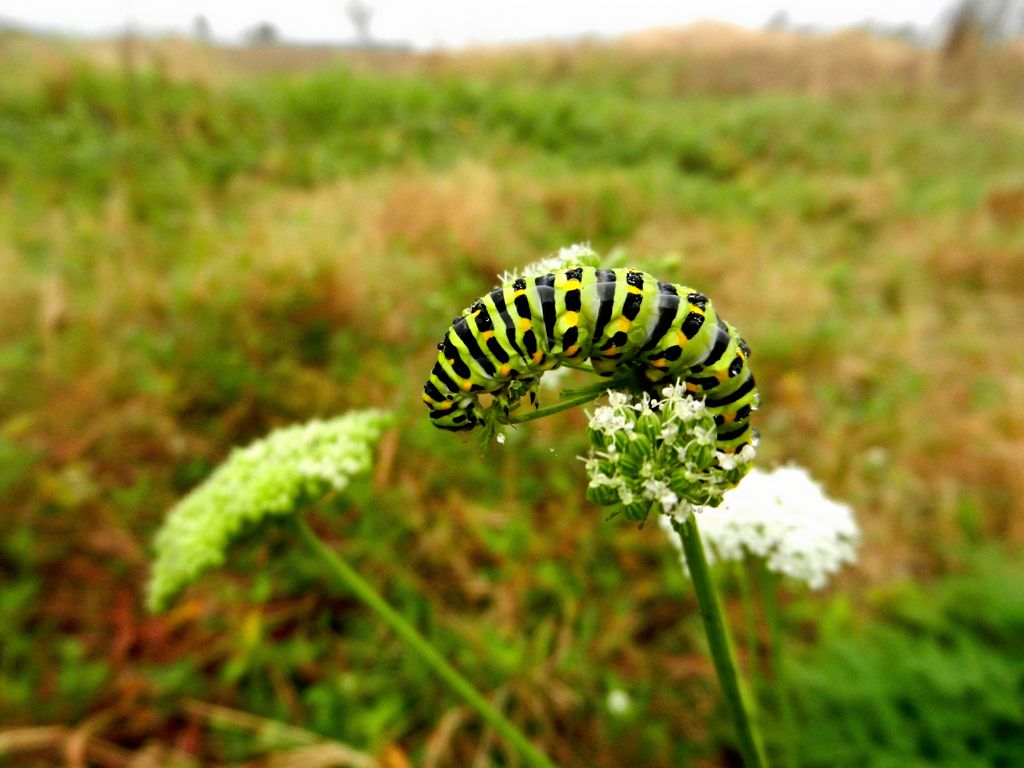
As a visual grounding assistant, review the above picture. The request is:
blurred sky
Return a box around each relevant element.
[2,0,957,48]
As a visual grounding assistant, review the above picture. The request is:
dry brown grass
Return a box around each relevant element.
[417,23,1024,100]
[6,23,1023,101]
[374,161,512,270]
[619,23,929,94]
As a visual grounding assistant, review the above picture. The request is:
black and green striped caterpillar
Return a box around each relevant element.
[423,264,757,453]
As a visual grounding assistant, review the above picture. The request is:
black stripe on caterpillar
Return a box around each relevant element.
[423,266,757,453]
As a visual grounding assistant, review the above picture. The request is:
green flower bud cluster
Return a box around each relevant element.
[147,409,392,612]
[583,385,755,524]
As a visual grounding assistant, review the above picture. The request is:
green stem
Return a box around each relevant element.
[734,560,761,688]
[759,563,799,768]
[558,361,595,373]
[508,391,605,424]
[674,516,768,768]
[508,375,635,425]
[294,516,559,768]
[556,374,634,399]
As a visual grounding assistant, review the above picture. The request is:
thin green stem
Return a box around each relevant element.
[508,375,635,425]
[293,516,559,768]
[674,516,768,768]
[558,361,595,373]
[759,563,799,768]
[556,373,634,399]
[508,391,605,424]
[734,560,761,689]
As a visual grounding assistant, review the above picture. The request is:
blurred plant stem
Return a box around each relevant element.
[182,699,377,767]
[759,563,799,768]
[293,515,560,768]
[673,516,768,768]
[508,390,604,424]
[509,373,633,425]
[734,560,761,684]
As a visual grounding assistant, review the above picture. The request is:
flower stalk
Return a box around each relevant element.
[507,374,636,426]
[673,515,768,768]
[734,560,762,686]
[758,563,799,768]
[293,515,560,768]
[508,389,609,424]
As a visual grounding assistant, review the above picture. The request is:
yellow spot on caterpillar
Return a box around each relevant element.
[513,289,527,299]
[532,351,544,365]
[717,369,730,382]
[686,381,701,393]
[602,346,619,356]
[519,318,533,331]
[461,380,473,392]
[627,285,643,295]
[562,311,579,326]
[422,393,434,404]
[615,316,632,333]
[722,411,736,423]
[437,400,454,410]
[481,331,495,341]
[650,358,668,368]
[564,344,579,356]
[676,332,689,346]
[499,364,511,377]
[564,279,581,290]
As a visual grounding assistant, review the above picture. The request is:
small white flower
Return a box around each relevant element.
[643,478,679,515]
[589,404,630,435]
[498,243,599,284]
[693,424,717,446]
[607,391,631,409]
[606,689,633,716]
[588,471,618,487]
[660,383,684,400]
[663,388,706,423]
[557,242,598,262]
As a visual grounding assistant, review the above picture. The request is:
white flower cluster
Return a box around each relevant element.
[147,409,392,612]
[583,385,756,524]
[497,243,600,284]
[659,465,860,589]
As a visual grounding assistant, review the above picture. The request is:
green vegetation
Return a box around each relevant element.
[2,30,1023,766]
[777,554,1024,768]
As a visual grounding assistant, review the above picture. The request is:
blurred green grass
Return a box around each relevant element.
[1,28,1023,767]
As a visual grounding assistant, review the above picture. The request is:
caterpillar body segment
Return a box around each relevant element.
[423,266,757,452]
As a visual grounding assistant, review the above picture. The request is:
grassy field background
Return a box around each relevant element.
[2,24,1024,767]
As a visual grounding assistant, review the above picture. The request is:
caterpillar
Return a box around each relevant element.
[423,265,757,453]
